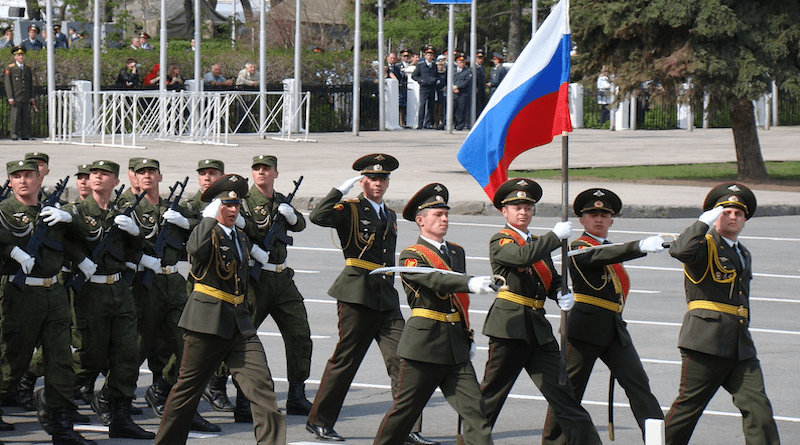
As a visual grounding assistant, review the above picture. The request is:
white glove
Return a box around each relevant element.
[639,236,665,253]
[468,276,494,294]
[202,198,222,219]
[557,290,574,311]
[76,257,98,279]
[336,175,363,194]
[139,254,161,273]
[250,245,270,265]
[469,342,476,360]
[114,214,140,236]
[278,203,298,225]
[125,262,138,271]
[235,213,246,229]
[40,206,73,226]
[162,208,190,230]
[698,206,724,225]
[10,246,35,274]
[551,221,572,240]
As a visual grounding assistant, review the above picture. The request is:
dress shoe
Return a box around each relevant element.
[285,382,312,416]
[406,432,440,445]
[306,421,345,441]
[190,411,221,432]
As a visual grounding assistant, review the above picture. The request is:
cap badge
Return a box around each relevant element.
[229,176,239,182]
[373,164,383,171]
[516,191,528,198]
[729,195,740,202]
[18,161,23,166]
[593,190,605,197]
[374,154,386,161]
[515,179,529,186]
[433,185,443,192]
[435,195,444,202]
[594,200,604,208]
[228,191,238,198]
[98,161,105,165]
[727,184,741,192]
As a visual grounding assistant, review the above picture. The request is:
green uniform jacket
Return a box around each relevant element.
[4,62,33,102]
[397,238,472,365]
[131,196,192,266]
[0,197,84,275]
[179,217,255,340]
[65,195,145,274]
[482,225,561,345]
[567,234,645,348]
[241,185,305,264]
[669,221,756,360]
[309,188,398,311]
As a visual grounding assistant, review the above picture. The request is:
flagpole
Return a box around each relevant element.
[559,131,569,386]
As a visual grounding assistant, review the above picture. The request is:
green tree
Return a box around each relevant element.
[572,0,800,181]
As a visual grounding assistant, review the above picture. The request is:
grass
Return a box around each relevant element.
[511,161,800,183]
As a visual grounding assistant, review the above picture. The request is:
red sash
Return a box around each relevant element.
[575,235,631,300]
[405,244,471,328]
[498,229,554,293]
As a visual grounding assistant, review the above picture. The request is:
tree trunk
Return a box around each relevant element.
[730,96,768,182]
[26,0,41,20]
[241,0,254,23]
[507,0,521,61]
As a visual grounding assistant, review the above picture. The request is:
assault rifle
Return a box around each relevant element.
[11,176,70,290]
[250,175,303,281]
[139,176,189,289]
[0,180,10,201]
[66,190,147,293]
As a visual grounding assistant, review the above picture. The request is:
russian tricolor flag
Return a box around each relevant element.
[457,0,572,199]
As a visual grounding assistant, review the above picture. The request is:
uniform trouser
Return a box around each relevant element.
[307,301,422,432]
[418,87,435,128]
[0,282,75,410]
[155,331,286,445]
[133,272,187,384]
[28,283,83,378]
[248,267,312,384]
[542,337,664,445]
[664,349,780,445]
[9,101,31,139]
[73,280,140,399]
[374,358,493,445]
[454,93,470,129]
[480,337,601,445]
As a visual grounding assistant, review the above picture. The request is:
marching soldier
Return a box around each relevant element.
[184,159,225,218]
[373,183,495,445]
[117,158,143,207]
[541,188,666,444]
[5,46,35,140]
[73,163,92,202]
[479,178,602,445]
[0,159,96,445]
[66,160,154,440]
[664,183,781,445]
[307,154,436,445]
[156,174,286,445]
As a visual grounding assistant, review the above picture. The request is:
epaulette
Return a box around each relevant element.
[343,198,359,203]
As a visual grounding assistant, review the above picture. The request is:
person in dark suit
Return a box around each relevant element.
[374,183,495,445]
[487,52,507,99]
[21,24,44,51]
[664,183,780,445]
[4,46,35,140]
[307,154,436,445]
[155,174,286,445]
[452,54,472,130]
[541,188,666,444]
[473,50,487,116]
[479,179,602,445]
[412,46,439,129]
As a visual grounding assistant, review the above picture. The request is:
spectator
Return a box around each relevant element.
[0,27,14,49]
[21,24,44,51]
[139,32,154,51]
[68,26,79,46]
[51,25,68,49]
[71,30,91,49]
[487,51,507,99]
[130,36,141,50]
[184,38,195,54]
[398,49,413,127]
[235,62,258,88]
[597,67,612,125]
[115,58,140,88]
[412,45,438,129]
[143,63,161,86]
[474,49,487,116]
[166,64,185,91]
[433,56,447,129]
[204,63,233,88]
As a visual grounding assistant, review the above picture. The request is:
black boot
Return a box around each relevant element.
[128,400,143,416]
[233,384,252,423]
[34,387,56,435]
[190,410,221,432]
[202,373,234,412]
[89,387,112,426]
[109,398,155,439]
[144,377,171,418]
[74,375,96,406]
[16,370,38,411]
[286,382,313,416]
[51,409,97,445]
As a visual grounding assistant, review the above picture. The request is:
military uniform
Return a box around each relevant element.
[664,183,780,445]
[4,46,34,140]
[374,183,493,445]
[487,52,507,99]
[479,179,601,445]
[412,46,439,129]
[452,55,472,130]
[155,174,285,445]
[542,188,663,445]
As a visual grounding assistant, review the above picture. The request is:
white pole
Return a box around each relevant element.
[93,0,100,124]
[46,0,55,140]
[294,0,302,132]
[259,0,266,134]
[469,0,476,125]
[771,78,779,127]
[194,0,202,93]
[159,0,166,92]
[532,0,538,37]
[445,4,454,133]
[353,0,361,135]
[377,0,385,131]
[231,0,237,48]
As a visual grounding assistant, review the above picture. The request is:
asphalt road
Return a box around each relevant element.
[3,213,799,444]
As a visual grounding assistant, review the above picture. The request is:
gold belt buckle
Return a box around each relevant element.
[445,312,460,323]
[737,305,746,317]
[161,266,171,274]
[43,277,53,287]
[106,275,115,284]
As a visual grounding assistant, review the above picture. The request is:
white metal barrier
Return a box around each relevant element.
[49,88,312,148]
